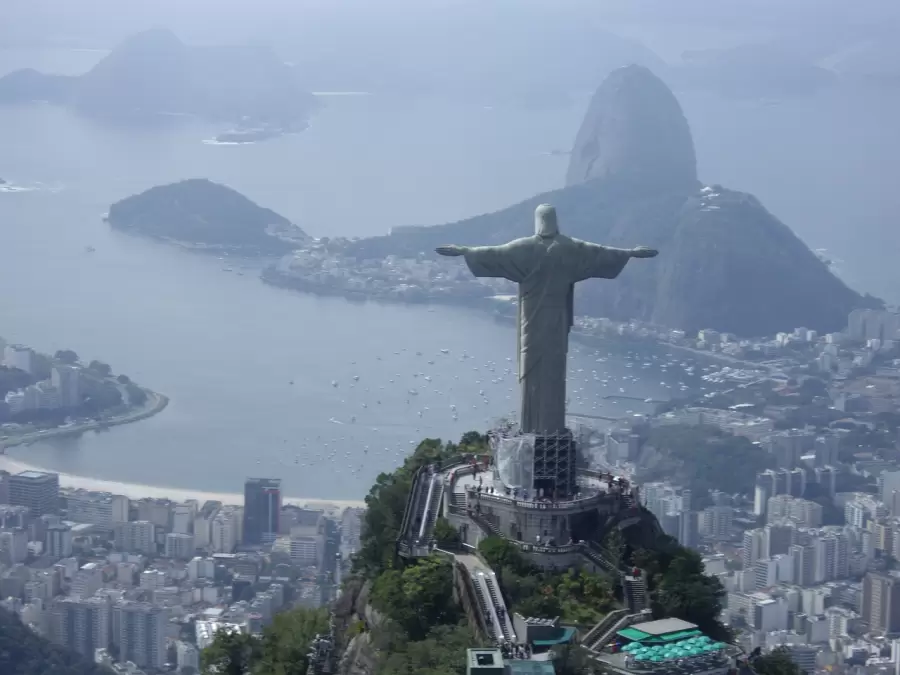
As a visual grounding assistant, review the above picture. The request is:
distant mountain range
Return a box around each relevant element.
[0,28,317,128]
[347,65,879,336]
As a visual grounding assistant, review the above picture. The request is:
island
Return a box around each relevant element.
[106,179,308,253]
[0,340,168,448]
[0,28,318,140]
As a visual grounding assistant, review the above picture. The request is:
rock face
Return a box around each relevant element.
[107,179,307,252]
[347,65,878,335]
[0,29,317,127]
[565,65,698,192]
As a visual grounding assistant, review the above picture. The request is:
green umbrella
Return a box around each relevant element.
[622,643,640,652]
[650,656,663,662]
[634,653,649,661]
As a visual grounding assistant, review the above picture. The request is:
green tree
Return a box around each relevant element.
[87,360,113,377]
[603,527,627,572]
[477,536,528,574]
[433,517,461,549]
[371,556,458,640]
[633,545,730,642]
[125,383,147,406]
[354,438,463,577]
[753,647,803,675]
[377,624,478,675]
[255,608,329,675]
[200,630,260,675]
[54,349,79,364]
[31,353,52,379]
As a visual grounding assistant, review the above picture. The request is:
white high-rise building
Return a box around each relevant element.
[211,510,239,553]
[188,556,215,581]
[193,501,221,549]
[173,500,198,535]
[815,533,850,583]
[70,563,103,598]
[0,528,29,564]
[3,344,34,373]
[700,506,734,539]
[743,529,767,568]
[165,533,194,560]
[46,523,73,559]
[114,602,168,670]
[51,365,82,408]
[53,597,110,658]
[176,641,200,671]
[115,521,156,555]
[66,490,129,529]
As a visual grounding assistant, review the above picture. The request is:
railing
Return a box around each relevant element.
[469,509,503,538]
[582,608,628,650]
[397,466,424,545]
[466,488,608,511]
[469,571,497,642]
[587,610,652,652]
[581,540,622,576]
[418,473,438,541]
[517,542,582,555]
[484,571,516,642]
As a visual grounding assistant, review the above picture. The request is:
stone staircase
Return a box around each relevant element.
[449,490,467,512]
[624,572,648,612]
[581,540,622,577]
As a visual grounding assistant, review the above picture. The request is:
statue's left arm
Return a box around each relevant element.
[570,241,658,282]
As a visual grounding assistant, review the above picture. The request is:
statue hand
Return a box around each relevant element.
[630,246,658,259]
[435,245,467,257]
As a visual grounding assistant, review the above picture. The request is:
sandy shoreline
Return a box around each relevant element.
[0,456,365,512]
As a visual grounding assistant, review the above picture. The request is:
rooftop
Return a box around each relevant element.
[629,618,698,636]
[16,470,54,480]
[506,660,556,675]
[468,648,503,669]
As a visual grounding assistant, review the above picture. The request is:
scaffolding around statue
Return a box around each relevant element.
[489,418,579,499]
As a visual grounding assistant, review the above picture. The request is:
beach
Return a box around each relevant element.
[0,456,366,513]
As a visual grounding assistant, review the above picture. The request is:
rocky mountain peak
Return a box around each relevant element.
[566,64,698,192]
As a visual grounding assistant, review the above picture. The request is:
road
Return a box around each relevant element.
[1,389,169,450]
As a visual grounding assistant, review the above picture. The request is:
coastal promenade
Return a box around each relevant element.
[1,389,170,449]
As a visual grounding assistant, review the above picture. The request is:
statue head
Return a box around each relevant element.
[534,204,559,238]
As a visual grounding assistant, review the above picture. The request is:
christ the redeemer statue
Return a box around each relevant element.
[436,203,658,436]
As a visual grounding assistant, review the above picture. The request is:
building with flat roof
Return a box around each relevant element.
[9,470,59,516]
[243,478,281,546]
[467,648,505,675]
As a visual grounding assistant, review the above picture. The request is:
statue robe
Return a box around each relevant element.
[464,234,631,434]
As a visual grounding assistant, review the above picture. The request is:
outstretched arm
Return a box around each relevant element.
[436,240,535,282]
[435,245,468,257]
[571,241,659,282]
[630,246,659,259]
